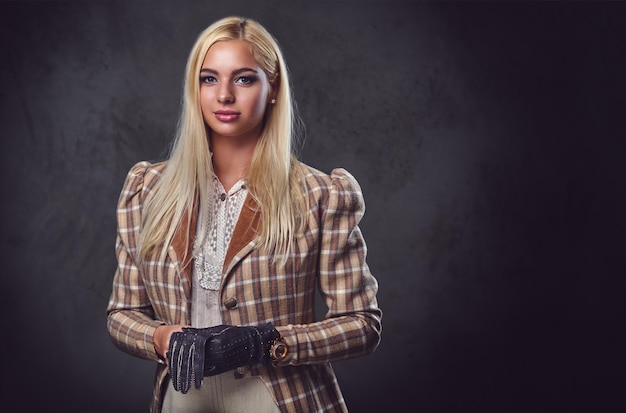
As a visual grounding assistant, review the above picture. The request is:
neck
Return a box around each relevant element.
[210,134,258,192]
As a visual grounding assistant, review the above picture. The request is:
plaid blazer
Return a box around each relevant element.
[106,161,382,412]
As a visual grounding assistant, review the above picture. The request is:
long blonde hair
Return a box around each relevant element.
[138,16,307,263]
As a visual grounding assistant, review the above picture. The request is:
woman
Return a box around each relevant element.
[106,16,382,413]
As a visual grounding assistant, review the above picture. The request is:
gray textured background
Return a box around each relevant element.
[1,1,625,412]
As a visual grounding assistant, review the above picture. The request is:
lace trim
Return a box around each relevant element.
[194,177,247,290]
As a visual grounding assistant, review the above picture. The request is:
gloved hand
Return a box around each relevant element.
[167,323,278,393]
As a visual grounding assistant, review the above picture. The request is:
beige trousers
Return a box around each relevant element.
[161,371,280,413]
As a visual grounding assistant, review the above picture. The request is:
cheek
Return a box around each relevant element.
[250,89,270,116]
[199,89,212,117]
[249,79,270,111]
[252,96,267,116]
[199,88,209,107]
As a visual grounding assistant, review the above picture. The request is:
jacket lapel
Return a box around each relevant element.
[170,193,261,287]
[223,194,261,274]
[170,202,198,300]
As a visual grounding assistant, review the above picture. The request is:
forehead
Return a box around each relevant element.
[202,39,259,69]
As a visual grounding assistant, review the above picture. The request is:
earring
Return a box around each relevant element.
[271,98,276,104]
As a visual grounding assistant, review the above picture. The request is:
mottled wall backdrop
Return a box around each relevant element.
[1,1,624,412]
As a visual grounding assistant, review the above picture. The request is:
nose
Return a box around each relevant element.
[217,84,234,104]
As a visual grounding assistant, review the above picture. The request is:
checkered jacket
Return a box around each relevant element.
[106,161,382,412]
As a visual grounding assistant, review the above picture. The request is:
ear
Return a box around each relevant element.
[266,87,278,106]
[268,73,279,102]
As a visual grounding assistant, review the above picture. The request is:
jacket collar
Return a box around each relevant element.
[171,193,261,279]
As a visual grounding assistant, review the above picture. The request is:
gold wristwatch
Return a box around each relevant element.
[269,333,288,365]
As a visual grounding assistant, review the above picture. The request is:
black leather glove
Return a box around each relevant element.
[166,327,212,394]
[167,323,278,393]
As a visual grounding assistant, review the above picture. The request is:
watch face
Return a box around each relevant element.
[276,343,286,358]
[272,342,287,360]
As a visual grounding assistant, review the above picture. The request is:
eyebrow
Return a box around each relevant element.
[199,67,259,76]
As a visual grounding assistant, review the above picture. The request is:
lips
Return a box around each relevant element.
[214,110,241,122]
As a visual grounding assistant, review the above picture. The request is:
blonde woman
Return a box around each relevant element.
[106,16,382,413]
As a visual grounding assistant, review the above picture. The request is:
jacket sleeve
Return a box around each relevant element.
[106,161,164,362]
[278,168,382,365]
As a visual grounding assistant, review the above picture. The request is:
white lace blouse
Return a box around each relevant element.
[191,177,247,328]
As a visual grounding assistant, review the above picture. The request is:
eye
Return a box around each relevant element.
[200,75,217,84]
[235,76,257,85]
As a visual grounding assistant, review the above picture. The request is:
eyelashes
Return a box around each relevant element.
[235,76,257,85]
[199,75,258,85]
[200,75,217,84]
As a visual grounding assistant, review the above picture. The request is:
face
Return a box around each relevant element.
[199,39,273,143]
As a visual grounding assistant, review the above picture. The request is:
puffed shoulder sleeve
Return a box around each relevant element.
[106,161,165,362]
[279,167,382,365]
[322,168,382,333]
